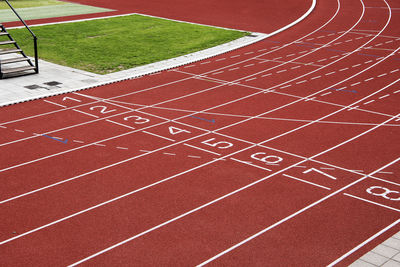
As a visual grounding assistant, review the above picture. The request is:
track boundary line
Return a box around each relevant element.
[0,0,317,107]
[328,219,400,266]
[197,157,400,266]
[70,132,400,266]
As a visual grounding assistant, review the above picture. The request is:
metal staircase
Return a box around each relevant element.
[0,0,38,79]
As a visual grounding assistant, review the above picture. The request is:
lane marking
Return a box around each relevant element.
[42,134,68,144]
[283,174,330,190]
[184,143,221,156]
[343,193,400,212]
[189,116,216,123]
[43,100,67,108]
[142,130,175,142]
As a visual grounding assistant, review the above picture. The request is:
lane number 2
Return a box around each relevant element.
[89,105,116,114]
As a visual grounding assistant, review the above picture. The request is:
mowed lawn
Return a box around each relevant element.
[0,0,66,9]
[9,14,248,74]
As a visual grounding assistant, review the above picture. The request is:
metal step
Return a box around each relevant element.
[0,49,22,55]
[0,40,16,45]
[1,66,35,74]
[1,57,30,64]
[0,32,9,36]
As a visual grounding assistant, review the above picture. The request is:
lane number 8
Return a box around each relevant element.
[366,186,400,201]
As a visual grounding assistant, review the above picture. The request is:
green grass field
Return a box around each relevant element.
[0,0,66,9]
[9,15,248,74]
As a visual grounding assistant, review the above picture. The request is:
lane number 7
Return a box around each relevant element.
[303,168,337,180]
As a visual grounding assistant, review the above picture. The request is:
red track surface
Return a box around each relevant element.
[1,0,400,265]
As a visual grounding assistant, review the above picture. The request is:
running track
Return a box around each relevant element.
[1,0,400,265]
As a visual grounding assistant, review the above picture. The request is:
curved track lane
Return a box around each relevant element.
[0,0,399,265]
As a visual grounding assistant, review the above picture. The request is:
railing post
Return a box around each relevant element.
[34,36,39,73]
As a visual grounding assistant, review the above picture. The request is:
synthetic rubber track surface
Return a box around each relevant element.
[1,0,400,266]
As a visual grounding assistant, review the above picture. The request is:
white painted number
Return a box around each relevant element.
[89,105,116,114]
[366,186,400,201]
[168,126,191,135]
[251,152,283,164]
[62,96,82,102]
[124,115,150,124]
[303,168,336,180]
[201,138,233,149]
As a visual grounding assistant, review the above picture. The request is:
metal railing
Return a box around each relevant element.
[3,0,39,73]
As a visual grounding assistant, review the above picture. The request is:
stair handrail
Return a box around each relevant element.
[3,0,38,73]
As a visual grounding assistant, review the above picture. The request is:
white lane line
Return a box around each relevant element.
[0,3,346,131]
[280,84,292,89]
[199,156,400,267]
[262,73,272,77]
[328,220,400,266]
[0,0,384,207]
[378,73,388,77]
[344,193,400,212]
[291,66,301,69]
[296,80,307,84]
[245,77,257,82]
[350,82,361,87]
[73,140,84,143]
[229,67,240,71]
[390,69,399,73]
[376,171,393,174]
[72,109,99,118]
[326,71,336,75]
[93,143,106,147]
[347,105,359,111]
[363,100,375,105]
[212,71,224,75]
[142,131,175,142]
[283,174,330,190]
[184,143,221,156]
[43,100,67,108]
[163,152,176,156]
[321,92,332,96]
[230,55,240,58]
[311,75,322,80]
[230,158,272,172]
[200,61,211,65]
[379,94,390,99]
[276,69,287,73]
[187,155,201,159]
[364,77,375,82]
[14,129,25,133]
[105,119,136,130]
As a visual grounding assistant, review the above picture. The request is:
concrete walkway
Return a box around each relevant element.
[0,31,267,107]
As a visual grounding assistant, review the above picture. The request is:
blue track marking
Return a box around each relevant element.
[329,87,357,93]
[43,134,68,144]
[190,116,216,123]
